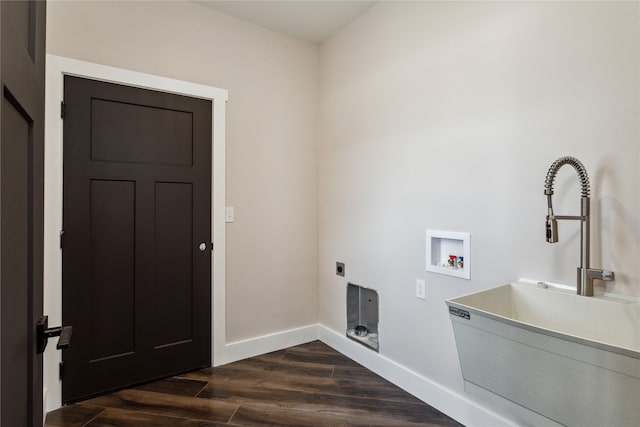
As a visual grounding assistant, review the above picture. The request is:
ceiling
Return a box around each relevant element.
[195,1,377,43]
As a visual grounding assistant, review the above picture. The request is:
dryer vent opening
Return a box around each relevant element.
[346,283,379,352]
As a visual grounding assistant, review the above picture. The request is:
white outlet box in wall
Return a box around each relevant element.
[416,279,426,299]
[426,230,470,279]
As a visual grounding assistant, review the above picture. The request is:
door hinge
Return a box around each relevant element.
[60,230,65,249]
[61,101,65,119]
[59,361,64,380]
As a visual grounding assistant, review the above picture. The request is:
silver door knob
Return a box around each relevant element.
[198,242,207,252]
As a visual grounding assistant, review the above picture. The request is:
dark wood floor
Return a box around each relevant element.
[46,340,463,427]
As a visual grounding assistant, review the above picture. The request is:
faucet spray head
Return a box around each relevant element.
[545,194,558,243]
[546,216,558,243]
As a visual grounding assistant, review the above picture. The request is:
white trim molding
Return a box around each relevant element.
[318,325,515,427]
[217,324,319,366]
[43,55,228,411]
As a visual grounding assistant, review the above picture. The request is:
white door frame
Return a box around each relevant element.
[43,55,228,411]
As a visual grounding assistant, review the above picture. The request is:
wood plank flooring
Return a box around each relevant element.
[46,341,463,427]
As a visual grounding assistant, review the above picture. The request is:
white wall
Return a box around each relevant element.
[319,1,639,424]
[45,0,640,424]
[46,0,319,343]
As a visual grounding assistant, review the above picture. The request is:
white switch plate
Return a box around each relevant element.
[416,279,426,299]
[225,207,235,223]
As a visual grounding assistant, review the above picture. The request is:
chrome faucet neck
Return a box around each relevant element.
[544,156,591,198]
[543,157,613,296]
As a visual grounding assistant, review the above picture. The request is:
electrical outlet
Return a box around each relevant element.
[336,262,345,277]
[416,279,426,299]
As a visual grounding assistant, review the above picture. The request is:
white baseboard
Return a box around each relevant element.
[214,324,319,366]
[317,324,516,427]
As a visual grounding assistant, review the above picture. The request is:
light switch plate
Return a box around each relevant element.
[225,207,235,223]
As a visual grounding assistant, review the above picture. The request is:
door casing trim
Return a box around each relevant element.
[44,55,228,411]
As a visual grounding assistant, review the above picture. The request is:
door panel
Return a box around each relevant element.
[154,182,194,348]
[62,76,212,403]
[89,180,136,362]
[90,98,193,166]
[0,1,46,426]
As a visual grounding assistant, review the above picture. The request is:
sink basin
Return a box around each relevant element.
[446,281,640,426]
[448,282,639,356]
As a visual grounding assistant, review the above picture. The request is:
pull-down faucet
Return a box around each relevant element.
[544,156,614,296]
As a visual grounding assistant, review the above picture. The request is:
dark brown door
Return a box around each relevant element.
[0,1,46,426]
[62,76,212,403]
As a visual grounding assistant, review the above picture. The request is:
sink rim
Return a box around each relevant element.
[446,281,640,359]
